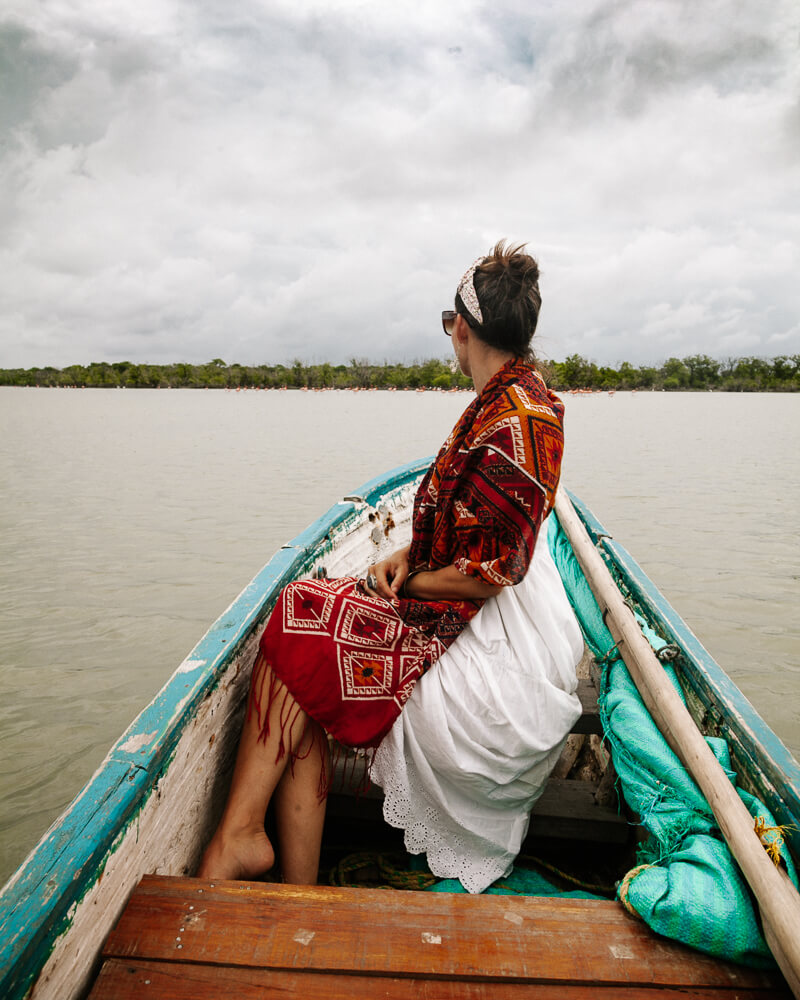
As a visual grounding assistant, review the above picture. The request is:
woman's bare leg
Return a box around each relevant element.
[274,720,330,884]
[197,660,326,883]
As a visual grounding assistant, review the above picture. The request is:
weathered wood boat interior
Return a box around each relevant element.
[7,466,795,1000]
[86,646,792,998]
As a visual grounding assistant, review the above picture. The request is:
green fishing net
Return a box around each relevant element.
[427,866,603,899]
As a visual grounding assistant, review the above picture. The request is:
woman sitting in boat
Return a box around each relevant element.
[199,241,584,892]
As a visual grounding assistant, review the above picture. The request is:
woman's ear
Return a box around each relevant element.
[453,313,470,345]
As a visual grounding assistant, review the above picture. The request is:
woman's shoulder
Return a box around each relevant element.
[464,367,564,494]
[477,366,564,435]
[513,365,563,407]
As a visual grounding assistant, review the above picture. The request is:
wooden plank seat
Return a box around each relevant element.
[325,774,629,846]
[327,674,626,844]
[330,676,602,796]
[88,875,790,999]
[567,677,601,735]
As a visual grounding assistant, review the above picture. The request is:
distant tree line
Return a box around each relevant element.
[0,358,470,390]
[546,354,800,392]
[1,354,798,392]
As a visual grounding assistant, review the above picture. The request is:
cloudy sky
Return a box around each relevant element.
[1,0,797,368]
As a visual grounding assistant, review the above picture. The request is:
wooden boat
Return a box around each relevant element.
[1,457,798,999]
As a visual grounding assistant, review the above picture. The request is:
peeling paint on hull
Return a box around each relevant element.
[0,459,421,1000]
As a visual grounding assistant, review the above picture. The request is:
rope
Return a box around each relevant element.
[327,851,438,891]
[753,817,795,867]
[595,639,623,666]
[516,854,617,896]
[617,863,653,920]
[328,850,619,897]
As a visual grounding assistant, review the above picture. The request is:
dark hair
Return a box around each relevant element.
[456,240,541,360]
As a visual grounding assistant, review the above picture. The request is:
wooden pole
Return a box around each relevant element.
[554,489,800,998]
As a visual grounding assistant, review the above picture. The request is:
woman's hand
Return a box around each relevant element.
[365,545,410,605]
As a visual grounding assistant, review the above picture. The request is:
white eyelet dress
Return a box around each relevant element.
[369,529,584,894]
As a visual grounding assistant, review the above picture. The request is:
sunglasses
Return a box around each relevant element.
[441,310,456,336]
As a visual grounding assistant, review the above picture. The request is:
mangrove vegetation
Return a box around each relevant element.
[1,354,798,392]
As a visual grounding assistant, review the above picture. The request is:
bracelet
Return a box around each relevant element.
[401,569,423,599]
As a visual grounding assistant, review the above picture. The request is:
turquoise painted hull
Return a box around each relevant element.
[1,457,798,1000]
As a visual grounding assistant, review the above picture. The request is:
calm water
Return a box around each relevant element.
[0,387,798,885]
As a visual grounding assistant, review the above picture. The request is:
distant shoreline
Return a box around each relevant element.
[1,354,797,392]
[6,385,800,397]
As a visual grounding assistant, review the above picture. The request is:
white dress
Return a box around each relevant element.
[369,528,584,893]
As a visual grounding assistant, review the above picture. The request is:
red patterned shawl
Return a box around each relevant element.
[256,359,565,749]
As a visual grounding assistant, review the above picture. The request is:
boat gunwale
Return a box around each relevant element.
[566,490,800,863]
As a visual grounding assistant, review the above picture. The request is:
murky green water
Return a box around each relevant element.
[0,387,797,885]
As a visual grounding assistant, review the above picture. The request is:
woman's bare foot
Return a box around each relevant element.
[197,826,275,881]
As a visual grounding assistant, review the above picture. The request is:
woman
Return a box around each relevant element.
[199,241,583,891]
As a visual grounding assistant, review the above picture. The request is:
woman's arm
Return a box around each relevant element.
[403,565,502,602]
[368,548,502,604]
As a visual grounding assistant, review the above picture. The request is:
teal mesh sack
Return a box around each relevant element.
[427,866,604,899]
[546,512,798,967]
[619,833,772,966]
[603,655,797,967]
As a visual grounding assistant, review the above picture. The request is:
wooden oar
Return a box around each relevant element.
[554,488,800,998]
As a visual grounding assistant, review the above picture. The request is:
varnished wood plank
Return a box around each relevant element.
[101,876,784,991]
[89,958,791,1000]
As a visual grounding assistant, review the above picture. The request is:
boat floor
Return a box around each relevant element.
[89,875,790,998]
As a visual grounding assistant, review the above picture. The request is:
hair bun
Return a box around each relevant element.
[471,240,542,360]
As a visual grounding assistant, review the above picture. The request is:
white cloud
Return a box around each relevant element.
[0,0,797,367]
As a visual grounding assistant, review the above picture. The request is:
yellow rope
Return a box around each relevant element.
[327,851,437,891]
[616,864,654,920]
[753,816,795,867]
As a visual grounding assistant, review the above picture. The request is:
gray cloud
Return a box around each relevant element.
[0,0,797,368]
[551,0,783,116]
[0,24,78,132]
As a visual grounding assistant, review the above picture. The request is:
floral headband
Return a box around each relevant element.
[456,256,486,325]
